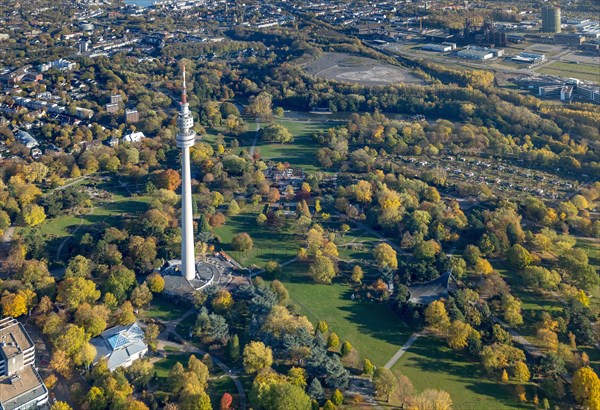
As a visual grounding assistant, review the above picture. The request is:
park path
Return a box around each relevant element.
[492,317,544,358]
[249,119,261,156]
[383,332,422,369]
[153,308,248,409]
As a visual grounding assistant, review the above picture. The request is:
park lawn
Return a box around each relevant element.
[39,190,151,239]
[140,295,190,322]
[577,238,600,309]
[208,376,238,409]
[154,353,192,378]
[494,261,563,346]
[213,213,302,268]
[537,61,600,83]
[278,266,413,367]
[392,336,530,410]
[245,118,326,172]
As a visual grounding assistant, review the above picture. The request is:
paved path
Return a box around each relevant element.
[492,317,543,358]
[249,119,261,156]
[153,308,248,409]
[384,332,422,369]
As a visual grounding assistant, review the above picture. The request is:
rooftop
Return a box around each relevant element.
[91,322,148,370]
[0,366,47,410]
[0,319,33,361]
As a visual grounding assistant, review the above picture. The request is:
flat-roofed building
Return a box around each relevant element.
[0,318,48,410]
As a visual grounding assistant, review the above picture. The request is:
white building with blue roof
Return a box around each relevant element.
[90,322,148,371]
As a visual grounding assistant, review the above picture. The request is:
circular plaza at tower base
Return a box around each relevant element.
[161,254,238,298]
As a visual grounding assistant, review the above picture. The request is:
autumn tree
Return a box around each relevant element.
[425,300,451,331]
[373,367,397,402]
[373,243,398,270]
[309,253,336,284]
[351,265,364,284]
[154,169,182,191]
[243,341,273,374]
[232,232,253,252]
[571,366,600,410]
[146,272,165,293]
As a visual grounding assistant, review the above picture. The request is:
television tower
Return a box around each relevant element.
[176,66,197,281]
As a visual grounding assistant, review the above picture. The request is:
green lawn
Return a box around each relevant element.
[577,238,600,311]
[214,212,302,268]
[154,353,192,378]
[141,295,190,322]
[537,61,600,83]
[239,118,328,172]
[278,265,413,367]
[393,336,531,409]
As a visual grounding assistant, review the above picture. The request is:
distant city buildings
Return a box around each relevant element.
[91,323,148,371]
[37,59,76,73]
[0,318,49,410]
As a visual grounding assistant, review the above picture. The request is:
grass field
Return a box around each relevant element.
[278,265,413,367]
[537,61,600,83]
[213,212,302,268]
[393,336,530,410]
[239,118,327,172]
[140,295,190,322]
[154,353,193,378]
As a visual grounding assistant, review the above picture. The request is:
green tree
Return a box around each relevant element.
[507,244,534,269]
[260,123,293,144]
[228,200,241,216]
[130,283,153,308]
[232,232,253,251]
[57,277,100,311]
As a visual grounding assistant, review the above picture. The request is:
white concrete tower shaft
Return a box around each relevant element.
[176,66,197,281]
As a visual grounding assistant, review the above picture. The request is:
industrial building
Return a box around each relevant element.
[422,43,452,52]
[512,52,546,63]
[554,33,585,46]
[0,318,49,410]
[457,46,496,60]
[541,7,561,33]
